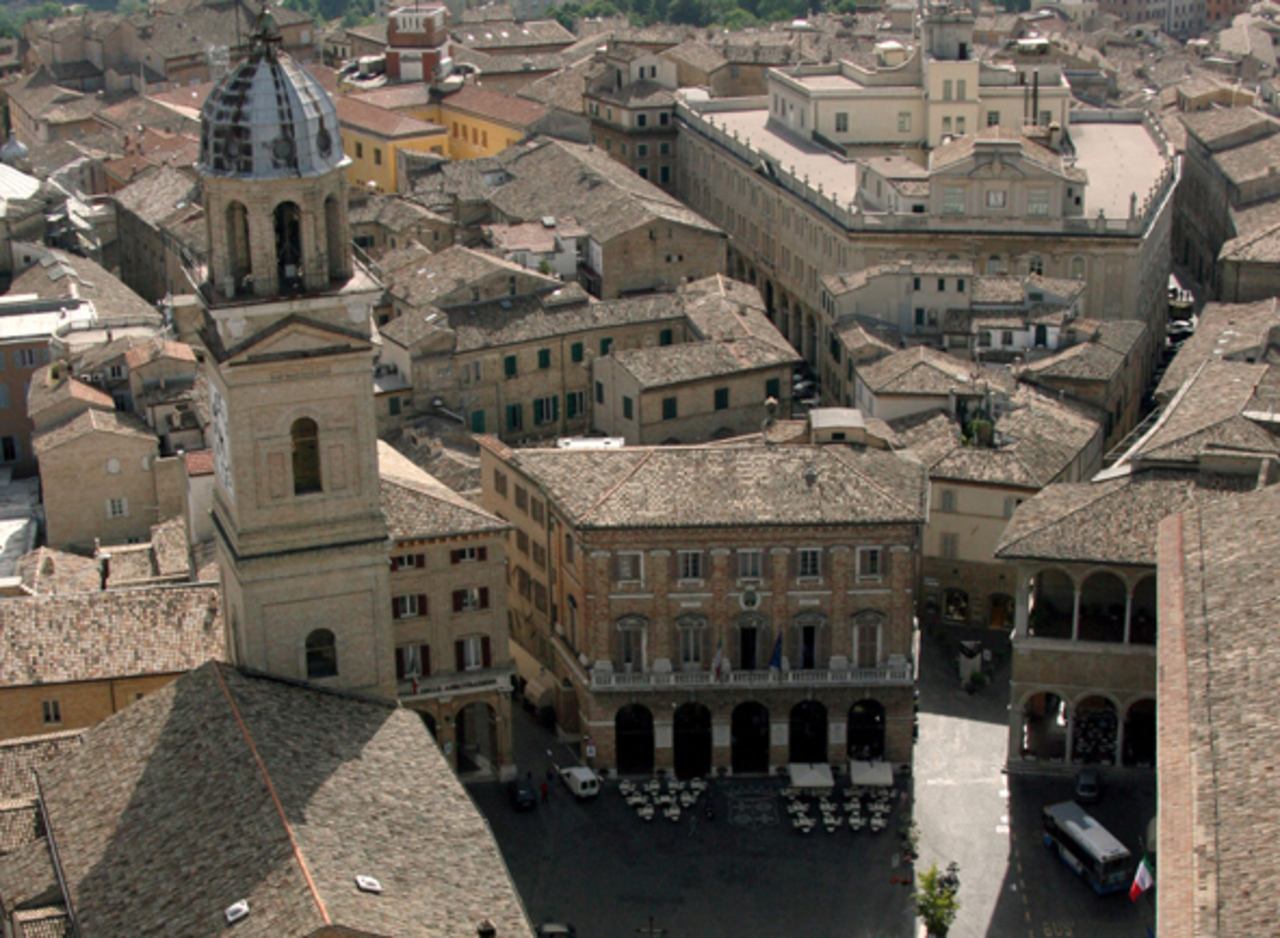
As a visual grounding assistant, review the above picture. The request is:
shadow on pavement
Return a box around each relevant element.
[915,619,1012,727]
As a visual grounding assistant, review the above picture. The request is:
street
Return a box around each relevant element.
[467,624,1155,938]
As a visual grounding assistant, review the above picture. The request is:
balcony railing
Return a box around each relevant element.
[589,663,913,691]
[398,665,514,701]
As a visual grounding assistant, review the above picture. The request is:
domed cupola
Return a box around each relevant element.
[1,134,30,167]
[197,8,354,302]
[198,10,345,179]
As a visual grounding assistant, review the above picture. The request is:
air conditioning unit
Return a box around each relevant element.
[224,900,250,925]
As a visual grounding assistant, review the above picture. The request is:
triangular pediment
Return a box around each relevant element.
[225,316,372,366]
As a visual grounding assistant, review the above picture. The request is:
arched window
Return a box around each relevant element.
[1070,256,1086,280]
[226,201,251,294]
[274,201,303,290]
[291,417,322,495]
[305,628,337,678]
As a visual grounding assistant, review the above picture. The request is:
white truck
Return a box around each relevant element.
[558,765,600,799]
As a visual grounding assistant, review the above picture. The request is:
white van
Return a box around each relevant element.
[559,766,600,799]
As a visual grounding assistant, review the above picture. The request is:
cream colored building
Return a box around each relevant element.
[379,442,517,776]
[675,7,1177,412]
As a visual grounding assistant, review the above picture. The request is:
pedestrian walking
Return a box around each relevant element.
[540,781,549,804]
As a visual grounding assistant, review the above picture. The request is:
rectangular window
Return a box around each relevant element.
[738,549,762,579]
[835,112,848,133]
[517,567,531,598]
[595,381,604,404]
[393,594,425,617]
[493,470,507,496]
[566,390,585,419]
[941,488,956,512]
[533,542,546,569]
[942,117,952,134]
[395,644,430,679]
[662,397,678,420]
[941,533,959,560]
[389,396,401,416]
[679,550,703,581]
[636,113,647,127]
[534,582,547,612]
[942,79,953,100]
[504,354,517,377]
[714,387,729,411]
[855,624,878,669]
[942,187,965,215]
[106,497,128,519]
[680,627,702,666]
[451,547,487,564]
[898,112,912,132]
[659,328,673,346]
[937,278,946,292]
[471,409,486,433]
[514,486,528,512]
[356,141,363,158]
[571,342,584,363]
[374,148,382,165]
[798,548,821,578]
[617,551,644,583]
[459,635,486,670]
[957,278,966,293]
[565,533,576,564]
[956,116,966,135]
[452,587,491,613]
[1028,190,1051,216]
[506,403,523,431]
[659,141,670,155]
[600,337,613,356]
[517,529,530,555]
[623,396,634,420]
[987,110,1000,127]
[857,547,882,581]
[660,165,671,184]
[538,348,551,369]
[659,112,669,126]
[531,499,544,524]
[1002,330,1015,347]
[766,378,780,400]
[638,143,648,157]
[42,700,61,725]
[957,79,966,100]
[533,395,559,425]
[986,190,1007,209]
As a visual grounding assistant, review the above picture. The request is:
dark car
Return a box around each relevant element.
[1074,771,1101,804]
[508,777,538,811]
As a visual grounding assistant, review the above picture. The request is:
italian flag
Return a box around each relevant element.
[1129,854,1154,902]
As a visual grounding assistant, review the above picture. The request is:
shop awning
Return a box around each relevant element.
[848,760,894,787]
[789,763,834,789]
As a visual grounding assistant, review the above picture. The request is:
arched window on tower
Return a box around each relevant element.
[305,628,338,678]
[291,417,322,494]
[274,201,303,292]
[226,201,251,295]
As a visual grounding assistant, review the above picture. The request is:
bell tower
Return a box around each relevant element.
[197,12,395,697]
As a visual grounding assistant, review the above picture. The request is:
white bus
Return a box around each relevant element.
[1042,801,1132,895]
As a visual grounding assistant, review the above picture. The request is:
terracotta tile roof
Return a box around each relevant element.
[36,663,535,938]
[15,548,101,596]
[123,338,197,369]
[858,346,985,396]
[439,83,547,129]
[610,336,799,388]
[0,801,41,855]
[1018,322,1147,384]
[488,439,927,529]
[1157,483,1280,938]
[383,244,560,312]
[1129,360,1280,465]
[8,246,161,325]
[892,385,1101,489]
[0,584,224,688]
[377,441,509,540]
[25,366,114,424]
[31,409,157,455]
[348,84,434,112]
[453,18,574,50]
[1155,298,1280,403]
[995,469,1255,565]
[113,166,199,227]
[183,448,214,477]
[0,838,58,917]
[335,95,444,140]
[663,39,728,73]
[11,905,69,938]
[515,56,598,112]
[0,731,82,801]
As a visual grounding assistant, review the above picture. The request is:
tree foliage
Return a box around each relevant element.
[913,864,961,938]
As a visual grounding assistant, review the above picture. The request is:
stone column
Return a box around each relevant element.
[1014,568,1030,639]
[1070,587,1081,642]
[1063,706,1074,764]
[1123,590,1133,645]
[1114,706,1125,768]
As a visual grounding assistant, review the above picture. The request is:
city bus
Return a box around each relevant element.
[1042,801,1133,895]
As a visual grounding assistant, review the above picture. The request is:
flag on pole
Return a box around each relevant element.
[713,636,724,682]
[1129,854,1154,902]
[768,633,783,671]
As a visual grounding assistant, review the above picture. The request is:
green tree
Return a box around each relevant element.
[913,864,961,938]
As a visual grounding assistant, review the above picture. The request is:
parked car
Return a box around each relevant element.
[558,765,601,799]
[536,925,577,938]
[507,777,538,811]
[1074,770,1101,804]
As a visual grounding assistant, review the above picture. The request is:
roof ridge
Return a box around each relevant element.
[210,663,331,928]
[824,447,921,518]
[996,478,1119,556]
[579,448,656,523]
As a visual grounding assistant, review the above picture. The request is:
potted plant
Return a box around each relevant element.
[914,863,961,937]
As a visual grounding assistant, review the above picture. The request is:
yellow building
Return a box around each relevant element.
[349,82,547,162]
[335,94,449,192]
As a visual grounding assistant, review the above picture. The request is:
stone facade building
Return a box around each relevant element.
[584,43,680,191]
[379,442,516,774]
[479,436,926,777]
